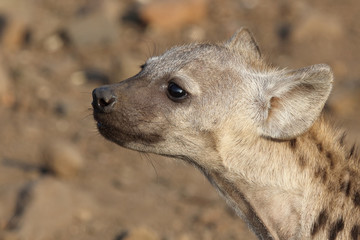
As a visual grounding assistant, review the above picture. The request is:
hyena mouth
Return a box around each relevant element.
[93,114,119,142]
[93,112,164,147]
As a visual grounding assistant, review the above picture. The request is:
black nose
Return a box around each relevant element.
[92,86,117,113]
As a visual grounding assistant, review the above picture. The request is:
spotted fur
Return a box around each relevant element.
[351,225,360,240]
[329,218,345,240]
[311,209,328,236]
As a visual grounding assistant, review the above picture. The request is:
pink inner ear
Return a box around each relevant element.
[267,96,281,122]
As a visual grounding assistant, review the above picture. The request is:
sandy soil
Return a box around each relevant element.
[0,0,359,239]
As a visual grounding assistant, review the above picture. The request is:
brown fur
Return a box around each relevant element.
[92,28,359,239]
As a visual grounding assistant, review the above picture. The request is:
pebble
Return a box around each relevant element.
[70,71,87,86]
[1,18,30,51]
[43,34,65,52]
[42,141,84,178]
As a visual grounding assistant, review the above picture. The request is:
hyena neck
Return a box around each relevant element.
[205,115,355,239]
[205,170,276,240]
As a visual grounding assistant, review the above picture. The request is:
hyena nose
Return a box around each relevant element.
[92,86,117,113]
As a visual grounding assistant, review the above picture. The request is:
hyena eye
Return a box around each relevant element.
[167,82,188,101]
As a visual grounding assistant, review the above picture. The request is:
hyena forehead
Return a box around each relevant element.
[143,36,268,88]
[145,43,232,74]
[138,44,232,98]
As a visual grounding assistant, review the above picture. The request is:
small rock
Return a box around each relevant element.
[70,71,87,86]
[43,29,71,52]
[75,208,93,222]
[0,18,31,51]
[43,34,64,52]
[126,227,160,240]
[43,141,84,178]
[139,0,208,31]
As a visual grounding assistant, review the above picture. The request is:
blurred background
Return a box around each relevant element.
[0,0,359,239]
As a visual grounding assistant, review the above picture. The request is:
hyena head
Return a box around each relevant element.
[92,28,333,170]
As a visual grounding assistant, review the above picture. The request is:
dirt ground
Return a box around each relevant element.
[0,0,359,240]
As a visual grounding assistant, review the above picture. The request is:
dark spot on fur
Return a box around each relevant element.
[327,183,337,192]
[315,167,327,183]
[353,192,360,207]
[340,181,351,197]
[322,171,328,183]
[326,152,335,169]
[314,167,321,178]
[351,225,360,240]
[289,139,297,150]
[317,143,323,152]
[298,155,306,169]
[349,144,356,159]
[340,182,345,191]
[311,209,328,236]
[339,132,346,147]
[329,218,344,240]
[346,182,352,196]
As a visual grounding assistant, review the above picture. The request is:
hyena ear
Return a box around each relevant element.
[225,28,261,59]
[254,64,333,140]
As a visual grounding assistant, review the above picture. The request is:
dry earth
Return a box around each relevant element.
[0,0,359,240]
